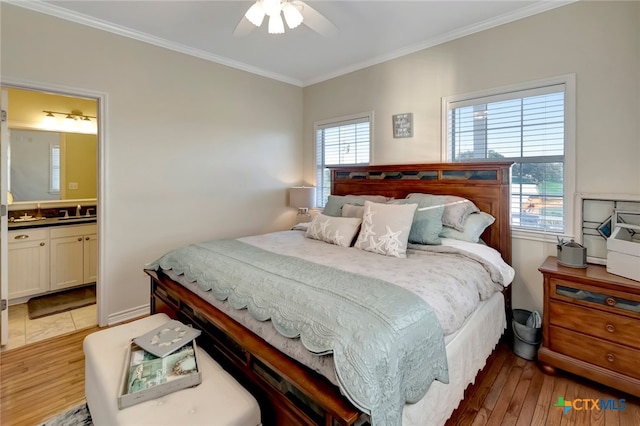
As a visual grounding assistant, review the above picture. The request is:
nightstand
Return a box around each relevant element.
[538,256,640,397]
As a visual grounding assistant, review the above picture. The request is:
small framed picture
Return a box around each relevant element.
[392,113,413,138]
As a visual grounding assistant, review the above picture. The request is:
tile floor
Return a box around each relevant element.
[2,303,97,352]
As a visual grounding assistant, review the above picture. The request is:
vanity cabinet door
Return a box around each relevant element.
[50,224,97,290]
[8,229,49,299]
[83,233,98,284]
[50,235,84,290]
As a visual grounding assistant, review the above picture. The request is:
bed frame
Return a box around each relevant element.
[145,161,513,426]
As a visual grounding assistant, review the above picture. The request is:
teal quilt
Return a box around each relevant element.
[147,239,448,426]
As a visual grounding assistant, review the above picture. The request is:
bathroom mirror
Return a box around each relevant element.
[9,128,97,203]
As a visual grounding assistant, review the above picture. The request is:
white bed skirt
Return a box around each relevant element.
[403,291,506,426]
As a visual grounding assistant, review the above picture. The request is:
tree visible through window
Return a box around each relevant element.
[445,80,572,233]
[315,113,372,207]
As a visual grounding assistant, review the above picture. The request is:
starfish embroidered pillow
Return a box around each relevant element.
[354,201,417,258]
[305,214,362,247]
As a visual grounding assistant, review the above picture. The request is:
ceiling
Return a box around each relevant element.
[11,1,574,87]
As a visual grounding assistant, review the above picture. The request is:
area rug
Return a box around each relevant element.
[39,403,92,426]
[27,284,96,320]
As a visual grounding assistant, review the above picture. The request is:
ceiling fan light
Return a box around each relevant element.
[263,0,281,17]
[282,3,303,29]
[245,1,265,27]
[268,14,285,34]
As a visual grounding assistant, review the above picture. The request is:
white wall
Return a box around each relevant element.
[303,1,640,314]
[1,4,304,324]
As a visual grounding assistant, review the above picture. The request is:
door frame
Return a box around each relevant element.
[1,88,8,345]
[0,77,107,329]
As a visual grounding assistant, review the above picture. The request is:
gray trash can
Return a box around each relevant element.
[512,309,542,360]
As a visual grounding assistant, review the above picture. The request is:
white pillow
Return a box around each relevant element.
[305,214,362,247]
[354,201,417,258]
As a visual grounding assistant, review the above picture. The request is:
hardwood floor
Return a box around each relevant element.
[1,331,639,426]
[446,341,640,426]
[1,326,99,426]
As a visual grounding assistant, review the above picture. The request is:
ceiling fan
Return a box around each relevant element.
[233,0,338,37]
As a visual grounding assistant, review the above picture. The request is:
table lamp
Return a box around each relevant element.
[289,186,316,222]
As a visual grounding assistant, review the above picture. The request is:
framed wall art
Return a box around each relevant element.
[575,193,640,264]
[392,113,413,138]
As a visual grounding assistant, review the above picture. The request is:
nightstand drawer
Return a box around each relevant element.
[549,301,640,349]
[550,278,640,320]
[550,326,640,380]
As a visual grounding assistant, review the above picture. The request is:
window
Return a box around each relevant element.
[50,144,60,194]
[315,112,372,207]
[444,75,575,234]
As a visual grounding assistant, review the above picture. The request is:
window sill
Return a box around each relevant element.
[512,228,573,243]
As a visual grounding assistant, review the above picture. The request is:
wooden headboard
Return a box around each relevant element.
[330,161,513,265]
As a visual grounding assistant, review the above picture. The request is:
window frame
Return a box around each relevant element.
[441,74,576,240]
[314,111,374,207]
[50,143,60,195]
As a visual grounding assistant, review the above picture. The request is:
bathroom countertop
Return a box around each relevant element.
[8,216,97,230]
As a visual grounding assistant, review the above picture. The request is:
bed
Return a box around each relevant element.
[144,161,514,426]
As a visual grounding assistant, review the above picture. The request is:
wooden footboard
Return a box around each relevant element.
[146,269,364,426]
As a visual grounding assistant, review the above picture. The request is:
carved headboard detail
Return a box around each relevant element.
[330,161,513,265]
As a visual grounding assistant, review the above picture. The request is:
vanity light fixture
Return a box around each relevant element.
[42,109,97,133]
[43,109,96,123]
[43,111,56,127]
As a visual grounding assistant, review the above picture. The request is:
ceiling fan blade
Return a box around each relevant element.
[293,1,339,37]
[233,16,256,37]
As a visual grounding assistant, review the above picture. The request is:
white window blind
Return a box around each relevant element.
[50,144,60,194]
[315,113,371,207]
[447,83,567,233]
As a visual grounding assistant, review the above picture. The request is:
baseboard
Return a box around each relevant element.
[107,304,149,326]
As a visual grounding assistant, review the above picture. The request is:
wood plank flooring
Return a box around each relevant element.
[1,331,639,426]
[1,326,99,426]
[446,341,640,426]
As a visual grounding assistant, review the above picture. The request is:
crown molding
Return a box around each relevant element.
[6,0,578,88]
[301,0,579,87]
[4,0,304,87]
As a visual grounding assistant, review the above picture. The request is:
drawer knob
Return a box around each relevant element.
[605,323,615,333]
[14,234,29,240]
[606,353,616,363]
[78,237,83,242]
[606,297,616,307]
[40,242,45,247]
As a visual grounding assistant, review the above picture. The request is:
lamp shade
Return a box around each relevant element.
[245,1,265,26]
[289,186,316,209]
[268,14,285,34]
[282,3,303,29]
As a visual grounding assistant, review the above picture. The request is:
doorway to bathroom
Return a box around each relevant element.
[0,83,104,350]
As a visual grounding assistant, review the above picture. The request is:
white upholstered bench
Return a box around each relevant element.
[84,313,261,426]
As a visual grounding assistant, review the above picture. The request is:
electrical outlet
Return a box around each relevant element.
[68,182,79,190]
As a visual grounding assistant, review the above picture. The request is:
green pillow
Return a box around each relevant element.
[440,212,495,243]
[390,196,445,245]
